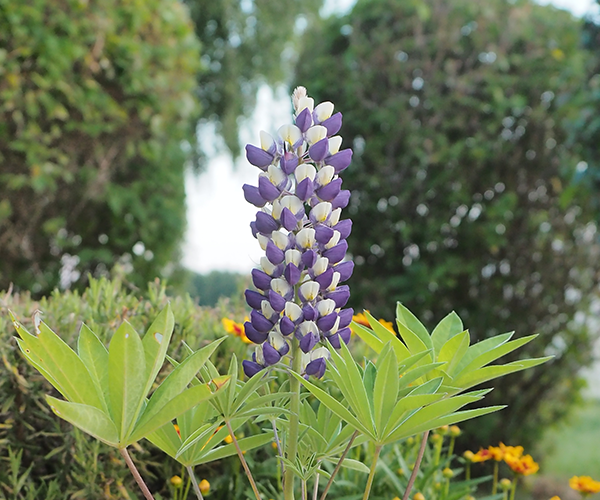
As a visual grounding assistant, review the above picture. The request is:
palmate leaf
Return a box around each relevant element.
[77,324,110,411]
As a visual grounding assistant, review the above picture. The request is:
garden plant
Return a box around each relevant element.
[8,88,551,500]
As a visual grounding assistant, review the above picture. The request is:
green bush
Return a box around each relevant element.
[296,0,597,447]
[0,277,251,498]
[0,0,201,295]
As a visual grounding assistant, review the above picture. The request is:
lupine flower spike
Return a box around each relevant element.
[241,86,354,379]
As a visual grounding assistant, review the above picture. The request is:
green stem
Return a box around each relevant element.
[119,448,155,500]
[183,472,192,500]
[402,431,429,500]
[272,418,285,482]
[492,461,499,495]
[186,465,205,500]
[226,420,262,500]
[447,436,456,460]
[362,445,382,500]
[434,436,443,466]
[466,463,471,481]
[320,430,359,500]
[509,476,518,500]
[284,338,303,500]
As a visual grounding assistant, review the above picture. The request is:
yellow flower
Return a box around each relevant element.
[222,317,251,343]
[170,475,183,488]
[199,479,210,495]
[443,468,454,478]
[499,442,524,460]
[449,425,461,437]
[224,433,234,444]
[414,493,425,500]
[471,448,493,463]
[570,476,600,495]
[351,311,395,333]
[488,445,504,461]
[504,454,539,476]
[463,450,475,461]
[550,496,561,500]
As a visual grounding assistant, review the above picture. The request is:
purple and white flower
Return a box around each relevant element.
[241,87,354,379]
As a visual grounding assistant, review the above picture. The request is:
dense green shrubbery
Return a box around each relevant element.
[0,278,251,498]
[296,0,598,448]
[0,0,201,295]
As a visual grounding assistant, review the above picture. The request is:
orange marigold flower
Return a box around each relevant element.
[570,476,600,495]
[488,445,504,461]
[471,448,493,463]
[504,454,539,475]
[499,442,524,459]
[222,317,251,343]
[549,496,561,500]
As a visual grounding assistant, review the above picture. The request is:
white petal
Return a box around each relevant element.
[262,300,276,319]
[317,298,336,317]
[296,228,316,248]
[327,272,341,291]
[280,195,304,215]
[295,163,316,183]
[311,202,332,223]
[329,208,342,226]
[298,320,318,336]
[278,124,303,146]
[328,136,342,155]
[272,230,289,250]
[305,125,328,145]
[300,281,320,301]
[261,256,277,275]
[268,164,287,186]
[314,101,334,121]
[311,346,331,361]
[269,330,286,351]
[300,351,311,371]
[285,249,302,266]
[255,345,265,365]
[312,257,329,276]
[285,302,303,321]
[325,230,341,249]
[316,166,335,186]
[257,234,270,251]
[328,316,341,334]
[297,95,314,113]
[271,278,291,297]
[271,199,282,219]
[260,131,276,151]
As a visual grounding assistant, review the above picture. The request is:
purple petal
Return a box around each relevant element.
[255,212,279,234]
[301,249,318,268]
[245,289,265,310]
[280,152,299,175]
[268,290,286,312]
[296,178,314,201]
[335,260,354,282]
[317,313,338,332]
[278,340,290,356]
[243,184,267,207]
[323,240,348,264]
[327,333,341,349]
[315,224,334,244]
[327,285,350,308]
[305,358,326,378]
[338,308,354,328]
[279,316,296,336]
[250,221,258,238]
[244,322,269,344]
[309,138,329,162]
[243,360,265,377]
[338,327,351,345]
[280,207,298,231]
[302,304,317,321]
[331,190,351,210]
[258,176,281,202]
[295,107,313,132]
[251,268,272,290]
[326,149,353,173]
[299,331,319,353]
[251,310,274,333]
[262,343,282,365]
[333,219,352,239]
[266,241,285,265]
[322,112,342,136]
[246,144,273,169]
[317,178,342,202]
[315,268,334,289]
[284,263,301,286]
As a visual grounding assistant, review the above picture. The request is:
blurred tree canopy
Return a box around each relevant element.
[184,0,322,155]
[0,0,201,294]
[296,0,600,447]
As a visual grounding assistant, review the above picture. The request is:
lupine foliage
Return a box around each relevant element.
[295,0,599,447]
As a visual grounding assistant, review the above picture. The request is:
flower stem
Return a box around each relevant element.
[320,430,359,500]
[118,448,154,500]
[362,445,382,500]
[284,338,303,500]
[466,463,471,481]
[183,471,192,500]
[402,431,430,500]
[272,418,285,481]
[492,462,499,495]
[447,436,456,460]
[509,476,518,500]
[225,419,262,500]
[313,472,320,500]
[186,465,204,500]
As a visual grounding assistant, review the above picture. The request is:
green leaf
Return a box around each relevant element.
[129,384,216,443]
[454,332,514,374]
[46,396,118,447]
[351,321,385,353]
[141,304,174,396]
[431,311,464,356]
[15,337,62,393]
[337,458,370,474]
[396,302,432,350]
[107,320,147,442]
[373,344,398,435]
[145,421,182,459]
[194,432,274,465]
[77,324,109,411]
[453,357,551,390]
[437,330,470,377]
[382,392,446,437]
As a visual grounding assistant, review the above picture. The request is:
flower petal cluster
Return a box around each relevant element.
[570,476,600,495]
[241,87,354,378]
[222,317,251,343]
[504,453,539,475]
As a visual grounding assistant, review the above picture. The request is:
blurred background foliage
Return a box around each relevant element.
[2,0,600,493]
[296,0,600,447]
